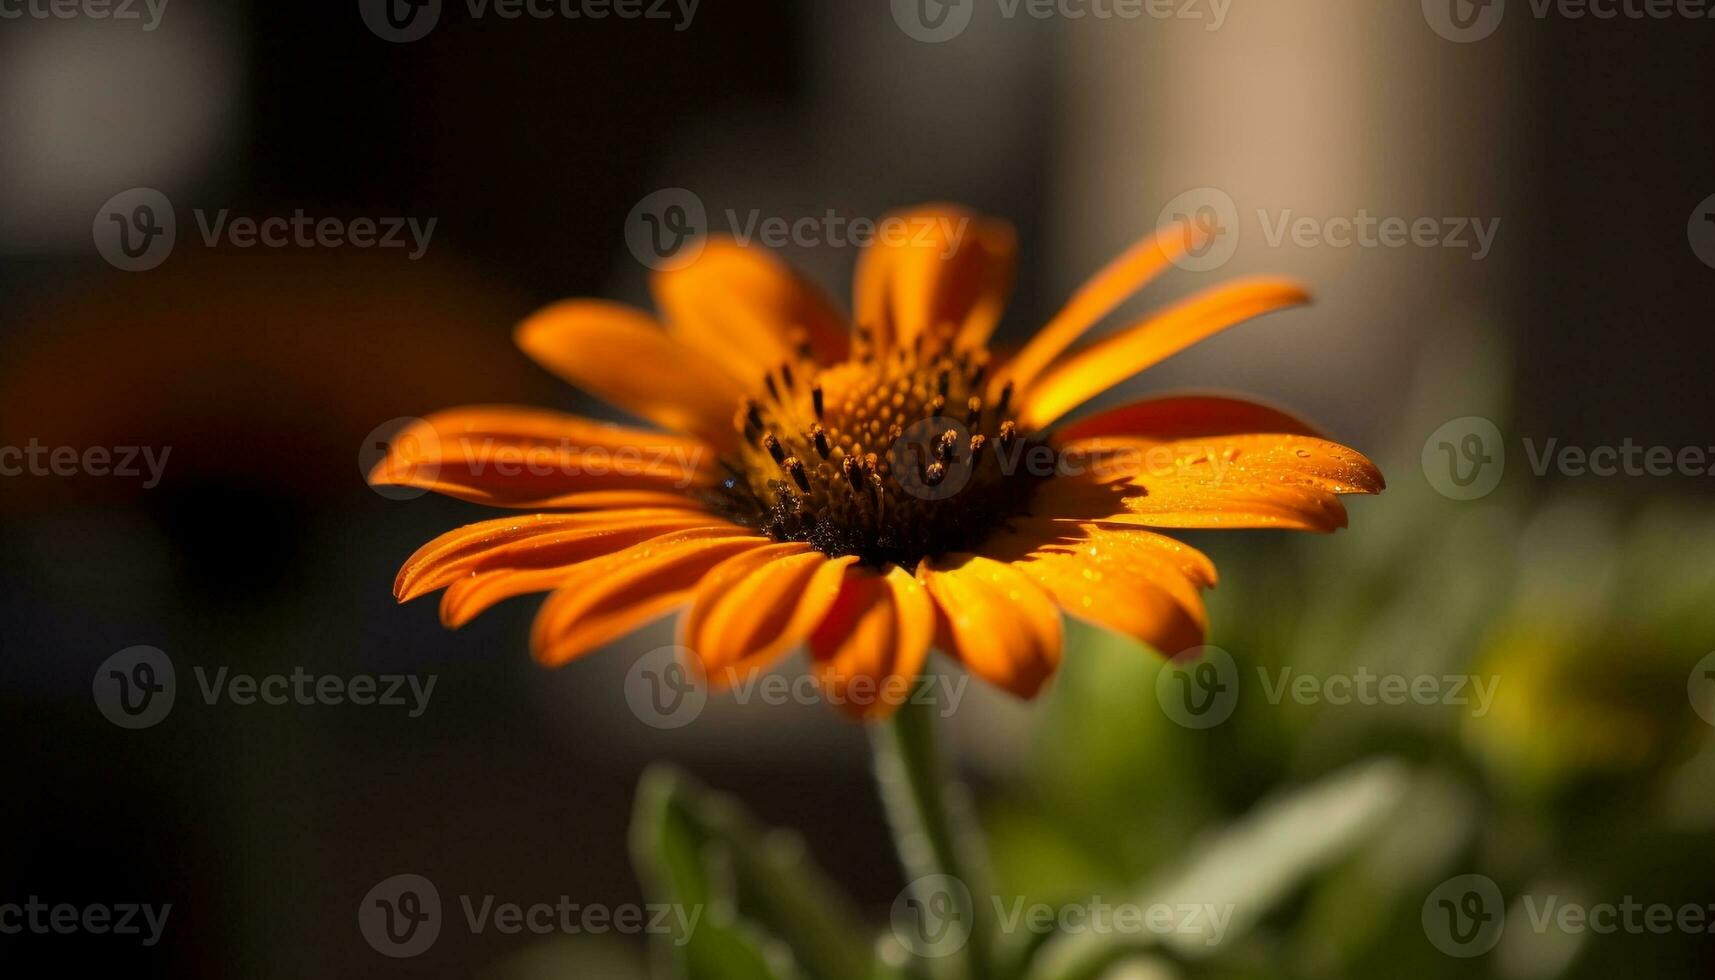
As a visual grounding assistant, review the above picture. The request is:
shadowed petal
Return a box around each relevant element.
[808,564,935,720]
[393,509,724,602]
[651,237,849,386]
[367,406,715,507]
[980,519,1214,657]
[1034,433,1382,533]
[531,530,769,666]
[1049,392,1323,445]
[917,554,1062,699]
[681,547,858,688]
[851,204,1015,353]
[514,299,744,448]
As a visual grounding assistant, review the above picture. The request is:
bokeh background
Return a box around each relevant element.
[3,1,1714,976]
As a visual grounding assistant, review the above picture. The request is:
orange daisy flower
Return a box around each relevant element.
[371,204,1383,718]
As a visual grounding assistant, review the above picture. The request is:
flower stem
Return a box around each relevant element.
[870,675,991,980]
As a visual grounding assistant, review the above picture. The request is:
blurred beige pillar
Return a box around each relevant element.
[1051,1,1516,440]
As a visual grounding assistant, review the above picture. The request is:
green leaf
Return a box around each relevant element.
[1022,759,1411,980]
[630,764,874,980]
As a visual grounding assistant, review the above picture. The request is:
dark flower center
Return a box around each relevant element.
[704,330,1051,570]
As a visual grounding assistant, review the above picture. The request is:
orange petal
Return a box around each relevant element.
[514,299,744,448]
[440,566,575,629]
[395,509,729,602]
[681,547,858,687]
[530,530,769,666]
[1049,392,1322,445]
[1018,279,1311,430]
[366,406,716,507]
[808,564,935,720]
[997,221,1190,395]
[917,554,1062,699]
[1034,433,1383,533]
[981,520,1213,657]
[850,204,1016,353]
[651,238,848,387]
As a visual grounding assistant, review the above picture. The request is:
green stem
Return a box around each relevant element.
[870,675,992,980]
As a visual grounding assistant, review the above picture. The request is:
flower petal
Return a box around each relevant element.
[808,564,935,720]
[681,547,857,688]
[514,299,744,448]
[393,509,724,603]
[851,204,1015,353]
[917,554,1062,699]
[981,520,1213,657]
[997,220,1191,394]
[651,237,849,386]
[366,406,716,507]
[1035,433,1383,533]
[1049,392,1322,445]
[531,530,769,666]
[1018,279,1311,430]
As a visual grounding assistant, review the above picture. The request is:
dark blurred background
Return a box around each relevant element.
[3,1,1713,977]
